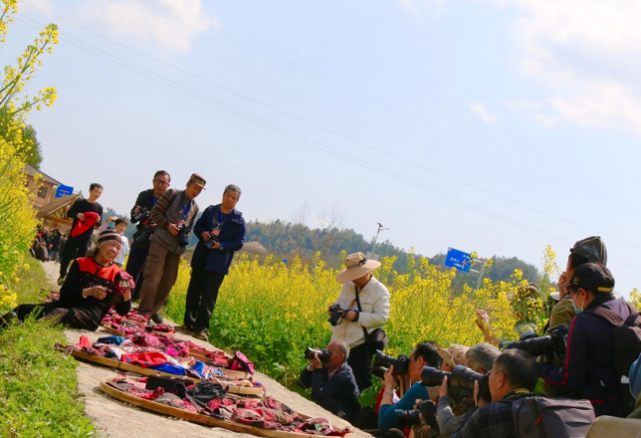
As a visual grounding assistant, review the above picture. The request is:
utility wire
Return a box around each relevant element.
[14,15,641,274]
[16,4,641,252]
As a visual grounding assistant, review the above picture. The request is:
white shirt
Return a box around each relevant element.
[330,276,391,348]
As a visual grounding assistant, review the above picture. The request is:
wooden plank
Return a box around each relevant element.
[72,350,262,396]
[99,379,347,438]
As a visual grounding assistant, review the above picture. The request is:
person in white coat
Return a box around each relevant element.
[330,252,391,391]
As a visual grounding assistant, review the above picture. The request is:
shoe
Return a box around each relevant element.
[57,276,65,286]
[0,311,18,329]
[175,324,193,334]
[195,330,209,342]
[151,313,163,324]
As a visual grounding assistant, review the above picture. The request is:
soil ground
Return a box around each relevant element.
[41,261,371,438]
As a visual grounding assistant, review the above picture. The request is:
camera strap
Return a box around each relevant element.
[354,286,370,340]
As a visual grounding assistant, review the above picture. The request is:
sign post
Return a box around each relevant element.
[444,247,472,273]
[55,185,73,198]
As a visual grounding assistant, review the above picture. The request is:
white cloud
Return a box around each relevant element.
[24,0,55,14]
[504,99,541,111]
[78,0,220,52]
[506,0,641,133]
[468,102,497,124]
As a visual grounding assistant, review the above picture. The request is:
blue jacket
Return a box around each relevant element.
[379,382,430,430]
[191,205,246,275]
[298,363,361,416]
[539,295,633,417]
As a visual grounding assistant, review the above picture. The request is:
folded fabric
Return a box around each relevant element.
[186,381,227,410]
[70,212,101,237]
[76,335,92,349]
[106,346,127,360]
[150,363,188,376]
[97,336,125,345]
[121,351,167,368]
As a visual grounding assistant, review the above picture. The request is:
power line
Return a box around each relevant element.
[16,4,641,253]
[148,0,641,214]
[14,15,641,274]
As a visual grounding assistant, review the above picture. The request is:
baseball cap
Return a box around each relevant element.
[189,173,207,190]
[565,263,615,294]
[570,236,607,265]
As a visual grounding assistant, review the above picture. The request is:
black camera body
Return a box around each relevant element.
[328,304,344,326]
[374,350,411,376]
[304,347,331,364]
[394,400,439,430]
[177,224,191,247]
[133,208,154,244]
[204,233,220,249]
[421,365,490,400]
[501,324,569,365]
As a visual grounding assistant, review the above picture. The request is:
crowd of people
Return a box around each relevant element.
[298,237,641,437]
[3,169,641,437]
[2,170,247,343]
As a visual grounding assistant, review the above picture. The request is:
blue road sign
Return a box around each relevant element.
[444,247,472,273]
[55,185,73,198]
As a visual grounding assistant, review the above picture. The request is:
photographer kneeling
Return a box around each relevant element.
[298,340,361,419]
[436,343,500,438]
[378,341,442,431]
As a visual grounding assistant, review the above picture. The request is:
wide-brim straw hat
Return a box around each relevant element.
[336,252,381,284]
[437,344,469,369]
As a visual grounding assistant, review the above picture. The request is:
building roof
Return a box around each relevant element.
[25,164,63,186]
[36,193,83,219]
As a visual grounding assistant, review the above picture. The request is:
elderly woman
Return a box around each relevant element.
[3,229,133,331]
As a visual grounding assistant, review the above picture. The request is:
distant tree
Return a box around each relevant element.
[20,124,43,169]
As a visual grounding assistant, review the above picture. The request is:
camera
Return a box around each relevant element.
[394,400,439,430]
[373,350,410,376]
[420,365,490,400]
[371,366,387,380]
[177,224,191,248]
[328,304,344,326]
[304,347,331,364]
[501,324,569,365]
[133,208,154,244]
[204,233,220,249]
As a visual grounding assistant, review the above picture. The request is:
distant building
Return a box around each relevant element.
[35,193,83,230]
[24,164,63,210]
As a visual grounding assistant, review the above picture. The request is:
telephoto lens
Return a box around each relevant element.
[421,365,486,398]
[371,366,388,380]
[304,347,331,364]
[394,410,421,427]
[373,350,410,375]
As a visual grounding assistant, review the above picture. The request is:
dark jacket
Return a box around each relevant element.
[50,233,62,251]
[130,189,159,247]
[540,295,632,417]
[298,363,361,417]
[452,389,535,438]
[191,205,246,275]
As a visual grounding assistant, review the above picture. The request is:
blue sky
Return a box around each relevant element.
[11,0,641,295]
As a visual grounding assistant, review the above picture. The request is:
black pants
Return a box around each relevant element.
[13,302,102,331]
[183,269,226,333]
[125,243,150,301]
[348,342,375,392]
[59,235,91,278]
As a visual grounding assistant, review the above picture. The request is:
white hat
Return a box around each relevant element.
[336,252,381,284]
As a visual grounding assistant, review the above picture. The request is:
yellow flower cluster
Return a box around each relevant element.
[0,0,58,311]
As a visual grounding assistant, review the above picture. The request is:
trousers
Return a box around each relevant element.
[59,235,91,278]
[125,243,150,301]
[348,342,375,392]
[138,240,181,315]
[14,302,102,331]
[183,268,226,333]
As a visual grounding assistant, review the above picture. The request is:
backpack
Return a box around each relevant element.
[511,397,595,438]
[586,300,641,417]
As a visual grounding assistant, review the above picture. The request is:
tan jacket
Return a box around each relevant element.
[549,296,576,328]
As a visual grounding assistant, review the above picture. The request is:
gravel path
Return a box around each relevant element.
[41,261,371,438]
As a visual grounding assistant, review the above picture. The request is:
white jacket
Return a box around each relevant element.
[330,276,390,349]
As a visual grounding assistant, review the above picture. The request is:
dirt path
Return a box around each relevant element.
[41,262,371,438]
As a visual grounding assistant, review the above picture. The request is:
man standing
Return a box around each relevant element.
[331,252,390,391]
[298,340,361,419]
[179,184,246,340]
[58,183,103,285]
[126,171,171,300]
[138,174,203,324]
